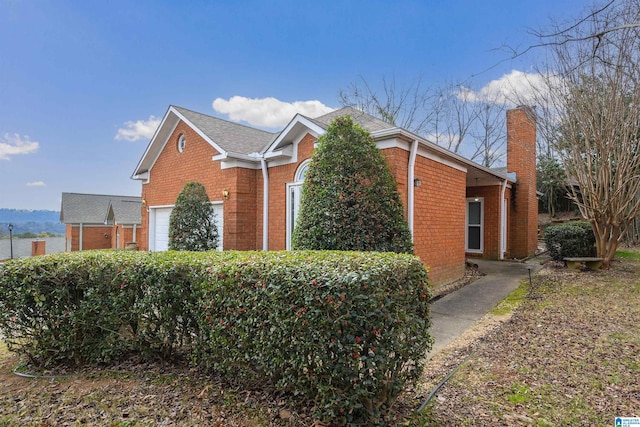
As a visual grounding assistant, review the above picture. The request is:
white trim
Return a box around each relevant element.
[465,198,484,254]
[171,108,227,155]
[373,127,508,180]
[264,145,294,159]
[372,136,470,174]
[133,119,180,182]
[418,146,468,174]
[285,182,300,250]
[264,114,325,155]
[219,159,263,170]
[376,138,411,151]
[407,139,418,238]
[294,159,312,181]
[285,160,311,250]
[500,179,508,260]
[131,106,177,180]
[261,158,269,250]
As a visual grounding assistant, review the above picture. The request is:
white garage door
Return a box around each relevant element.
[150,204,223,251]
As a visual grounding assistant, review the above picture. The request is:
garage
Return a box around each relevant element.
[149,204,223,251]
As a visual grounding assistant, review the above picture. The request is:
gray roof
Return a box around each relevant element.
[309,106,394,133]
[60,193,141,224]
[106,198,142,225]
[173,106,277,155]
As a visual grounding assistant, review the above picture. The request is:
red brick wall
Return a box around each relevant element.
[507,107,538,258]
[111,225,138,249]
[413,156,467,285]
[264,136,467,285]
[381,148,410,217]
[67,225,113,251]
[266,134,317,250]
[32,241,46,256]
[466,185,502,259]
[139,121,259,251]
[141,121,471,285]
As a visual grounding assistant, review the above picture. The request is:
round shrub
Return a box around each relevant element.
[544,221,596,261]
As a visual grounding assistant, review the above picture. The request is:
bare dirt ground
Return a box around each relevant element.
[408,251,640,426]
[1,252,639,426]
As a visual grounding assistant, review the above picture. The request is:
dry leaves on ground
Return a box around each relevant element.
[412,255,640,426]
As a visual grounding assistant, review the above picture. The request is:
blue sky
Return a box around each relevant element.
[0,0,589,210]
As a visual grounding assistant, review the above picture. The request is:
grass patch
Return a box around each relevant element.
[491,281,529,315]
[506,382,532,404]
[616,249,640,260]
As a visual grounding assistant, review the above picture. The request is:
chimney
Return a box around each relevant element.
[507,106,538,258]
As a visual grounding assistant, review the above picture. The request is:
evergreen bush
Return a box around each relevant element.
[0,250,431,425]
[292,116,413,254]
[169,181,218,251]
[544,221,596,261]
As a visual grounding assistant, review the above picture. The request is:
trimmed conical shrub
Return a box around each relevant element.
[292,116,413,253]
[169,182,219,251]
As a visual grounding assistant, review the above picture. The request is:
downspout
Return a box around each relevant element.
[79,223,83,251]
[261,158,269,250]
[407,139,419,238]
[500,178,508,260]
[133,224,137,243]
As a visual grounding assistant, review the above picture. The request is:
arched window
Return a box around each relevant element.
[286,160,312,249]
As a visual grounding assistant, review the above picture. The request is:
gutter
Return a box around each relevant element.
[500,178,508,260]
[408,139,419,238]
[261,158,269,250]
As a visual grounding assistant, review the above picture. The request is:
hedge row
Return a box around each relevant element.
[0,250,432,425]
[544,221,596,261]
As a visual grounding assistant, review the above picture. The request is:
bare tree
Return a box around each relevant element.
[339,77,508,167]
[338,75,436,136]
[536,0,640,267]
[469,100,507,167]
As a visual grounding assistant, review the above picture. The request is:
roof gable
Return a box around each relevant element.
[132,106,276,180]
[105,198,142,225]
[61,193,141,224]
[264,107,394,158]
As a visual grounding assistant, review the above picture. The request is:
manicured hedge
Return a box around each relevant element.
[0,250,204,365]
[0,250,431,425]
[544,221,596,261]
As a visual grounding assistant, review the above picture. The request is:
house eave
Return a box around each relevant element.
[372,127,516,184]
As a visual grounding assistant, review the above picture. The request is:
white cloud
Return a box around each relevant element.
[115,116,161,141]
[425,132,460,148]
[26,181,45,187]
[0,133,39,160]
[212,96,335,128]
[458,70,559,106]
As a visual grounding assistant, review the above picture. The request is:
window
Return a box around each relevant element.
[177,134,186,152]
[286,160,311,249]
[466,198,484,253]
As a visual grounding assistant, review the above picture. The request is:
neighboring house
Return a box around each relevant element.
[132,105,538,285]
[60,193,142,251]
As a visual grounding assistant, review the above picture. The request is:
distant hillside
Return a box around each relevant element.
[0,209,65,237]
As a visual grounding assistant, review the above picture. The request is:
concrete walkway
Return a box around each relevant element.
[428,258,543,357]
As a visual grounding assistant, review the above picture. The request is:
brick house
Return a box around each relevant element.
[132,105,538,285]
[60,193,142,251]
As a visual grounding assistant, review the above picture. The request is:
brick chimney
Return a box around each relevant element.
[507,106,538,258]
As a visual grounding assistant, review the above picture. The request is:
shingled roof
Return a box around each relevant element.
[308,106,394,133]
[60,193,141,224]
[105,198,142,225]
[173,106,277,156]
